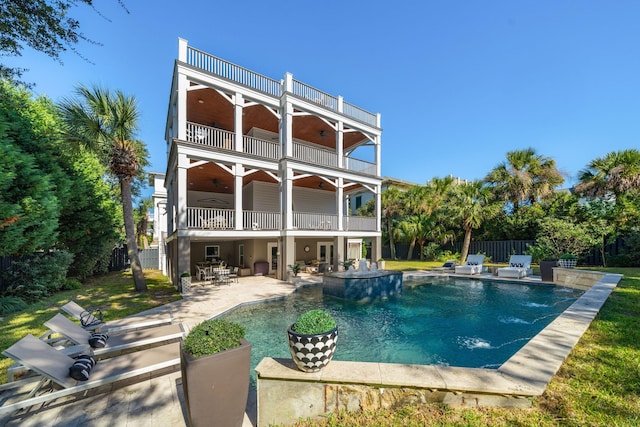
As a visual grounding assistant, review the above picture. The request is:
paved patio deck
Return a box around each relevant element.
[0,274,320,427]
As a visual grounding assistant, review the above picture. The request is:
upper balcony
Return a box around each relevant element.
[184,45,379,128]
[185,122,377,176]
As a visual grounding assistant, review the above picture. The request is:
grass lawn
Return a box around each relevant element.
[0,270,181,384]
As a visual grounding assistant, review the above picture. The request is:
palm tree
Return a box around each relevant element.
[575,149,640,199]
[381,187,404,260]
[484,148,564,213]
[448,181,499,262]
[60,85,148,292]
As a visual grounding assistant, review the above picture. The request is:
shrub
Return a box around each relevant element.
[61,278,83,290]
[0,296,28,315]
[292,309,336,335]
[1,250,73,302]
[182,319,246,358]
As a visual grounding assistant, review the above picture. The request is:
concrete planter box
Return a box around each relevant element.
[539,260,558,282]
[180,339,251,427]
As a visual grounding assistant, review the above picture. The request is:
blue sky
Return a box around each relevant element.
[8,1,640,195]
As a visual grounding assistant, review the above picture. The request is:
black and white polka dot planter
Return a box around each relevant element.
[287,326,338,372]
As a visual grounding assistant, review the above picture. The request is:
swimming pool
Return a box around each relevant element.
[222,276,583,384]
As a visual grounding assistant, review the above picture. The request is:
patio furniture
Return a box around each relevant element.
[44,314,185,357]
[454,254,485,275]
[213,268,231,286]
[433,260,457,271]
[229,266,239,283]
[497,255,533,279]
[254,261,269,276]
[0,334,180,416]
[61,301,173,334]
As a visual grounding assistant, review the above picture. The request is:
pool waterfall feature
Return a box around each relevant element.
[322,262,403,301]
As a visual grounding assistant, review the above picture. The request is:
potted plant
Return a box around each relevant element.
[288,262,302,282]
[181,319,251,427]
[340,259,353,271]
[377,258,385,269]
[287,309,338,372]
[558,253,578,269]
[180,271,191,293]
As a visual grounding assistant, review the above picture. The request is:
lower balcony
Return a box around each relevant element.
[186,208,376,232]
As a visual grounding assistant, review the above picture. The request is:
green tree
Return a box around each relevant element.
[60,85,148,292]
[0,0,128,83]
[0,80,63,254]
[575,149,640,199]
[58,150,120,278]
[380,187,404,260]
[448,181,499,262]
[485,147,564,214]
[135,198,153,249]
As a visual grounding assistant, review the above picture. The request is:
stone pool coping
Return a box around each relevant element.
[255,270,622,426]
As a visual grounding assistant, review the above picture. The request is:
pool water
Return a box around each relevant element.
[222,277,583,385]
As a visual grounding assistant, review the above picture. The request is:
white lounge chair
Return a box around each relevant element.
[44,313,184,357]
[0,334,180,415]
[7,315,184,382]
[61,301,173,333]
[497,255,533,279]
[454,254,485,275]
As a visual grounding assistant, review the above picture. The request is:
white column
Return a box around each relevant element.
[178,38,188,62]
[337,177,344,231]
[280,98,293,158]
[234,93,243,152]
[375,135,382,177]
[337,121,344,168]
[177,153,189,230]
[280,161,293,230]
[234,163,243,230]
[177,73,188,141]
[375,184,382,233]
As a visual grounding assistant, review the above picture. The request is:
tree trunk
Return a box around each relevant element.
[460,227,472,263]
[406,238,416,261]
[121,178,147,292]
[386,218,397,260]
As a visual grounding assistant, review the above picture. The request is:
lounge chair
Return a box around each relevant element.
[454,254,485,275]
[433,260,457,271]
[497,255,533,279]
[6,315,184,383]
[0,334,180,415]
[61,301,173,333]
[44,313,184,357]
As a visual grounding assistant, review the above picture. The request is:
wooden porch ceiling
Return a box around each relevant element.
[186,87,369,151]
[187,161,363,194]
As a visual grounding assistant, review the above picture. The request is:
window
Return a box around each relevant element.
[355,196,362,211]
[205,245,220,261]
[238,244,245,267]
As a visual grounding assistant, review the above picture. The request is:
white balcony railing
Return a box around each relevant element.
[343,157,377,175]
[186,123,235,150]
[293,212,338,231]
[188,207,234,230]
[185,122,376,176]
[243,210,281,230]
[344,216,377,231]
[243,135,280,160]
[187,208,377,232]
[292,142,338,168]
